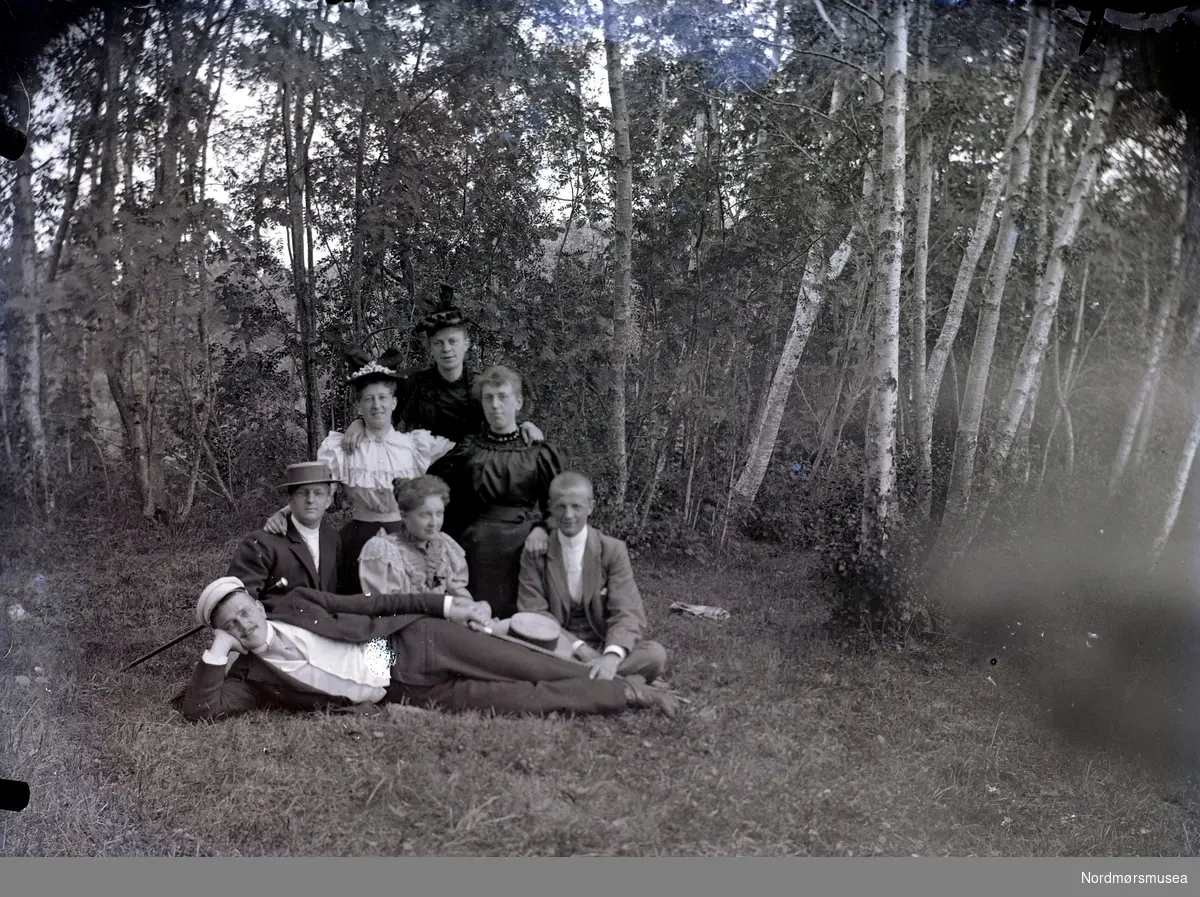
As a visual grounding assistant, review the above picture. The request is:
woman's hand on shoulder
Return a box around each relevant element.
[342,417,367,452]
[524,525,549,557]
[263,506,289,536]
[519,421,544,445]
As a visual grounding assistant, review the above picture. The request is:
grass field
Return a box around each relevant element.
[2,515,1198,856]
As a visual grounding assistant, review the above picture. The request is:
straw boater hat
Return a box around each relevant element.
[196,576,249,627]
[277,461,337,491]
[414,284,470,337]
[501,612,575,659]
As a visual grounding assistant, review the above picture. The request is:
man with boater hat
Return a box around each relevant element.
[173,461,681,722]
[227,462,345,600]
[340,285,544,540]
[177,575,681,722]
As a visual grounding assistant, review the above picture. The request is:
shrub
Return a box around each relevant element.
[814,485,939,650]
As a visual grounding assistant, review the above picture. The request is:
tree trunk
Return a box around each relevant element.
[1109,157,1190,496]
[938,5,1050,531]
[603,0,634,513]
[0,322,14,482]
[1012,367,1041,488]
[281,35,321,458]
[1128,374,1162,481]
[105,358,157,520]
[912,0,934,518]
[1036,258,1088,492]
[349,104,369,344]
[861,0,908,552]
[968,47,1121,538]
[1150,402,1200,562]
[9,114,53,515]
[731,230,856,506]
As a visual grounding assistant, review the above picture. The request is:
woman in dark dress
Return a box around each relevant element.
[430,365,563,621]
[340,295,544,541]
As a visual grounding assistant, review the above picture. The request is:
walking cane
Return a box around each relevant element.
[123,624,206,672]
[124,572,289,672]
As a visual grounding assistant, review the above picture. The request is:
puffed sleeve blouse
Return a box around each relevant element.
[318,428,455,517]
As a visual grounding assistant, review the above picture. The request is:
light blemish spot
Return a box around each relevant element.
[364,638,395,677]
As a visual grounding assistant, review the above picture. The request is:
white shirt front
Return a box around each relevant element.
[292,519,322,574]
[557,525,589,604]
[203,621,393,705]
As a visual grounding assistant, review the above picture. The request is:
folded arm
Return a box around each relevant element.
[179,659,263,722]
[445,537,472,598]
[601,542,648,654]
[284,586,447,617]
[516,548,557,620]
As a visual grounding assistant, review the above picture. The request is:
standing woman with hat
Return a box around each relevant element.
[429,364,564,621]
[263,352,457,593]
[340,288,544,540]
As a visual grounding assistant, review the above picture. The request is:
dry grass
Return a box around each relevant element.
[1,517,1197,856]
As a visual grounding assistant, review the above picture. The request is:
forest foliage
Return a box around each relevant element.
[3,0,1200,642]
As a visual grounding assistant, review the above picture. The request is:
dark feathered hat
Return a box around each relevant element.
[414,284,470,337]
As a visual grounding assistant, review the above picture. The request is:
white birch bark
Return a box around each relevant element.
[603,0,634,511]
[731,229,858,505]
[969,47,1121,533]
[1109,159,1190,496]
[861,0,908,549]
[1150,403,1200,562]
[912,0,934,518]
[1036,258,1088,491]
[729,46,864,509]
[939,6,1050,528]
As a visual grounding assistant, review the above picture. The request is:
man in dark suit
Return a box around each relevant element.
[175,462,680,722]
[177,575,679,722]
[516,472,668,683]
[229,462,345,599]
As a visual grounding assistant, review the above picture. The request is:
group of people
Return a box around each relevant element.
[174,297,679,723]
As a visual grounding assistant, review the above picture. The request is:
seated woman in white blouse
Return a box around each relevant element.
[263,357,455,592]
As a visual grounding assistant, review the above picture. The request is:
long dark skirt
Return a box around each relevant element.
[458,506,540,621]
[339,518,406,593]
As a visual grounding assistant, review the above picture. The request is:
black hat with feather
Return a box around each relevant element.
[414,283,470,337]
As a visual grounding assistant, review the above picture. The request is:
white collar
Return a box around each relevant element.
[292,518,321,540]
[363,424,397,443]
[557,525,589,552]
[253,621,280,655]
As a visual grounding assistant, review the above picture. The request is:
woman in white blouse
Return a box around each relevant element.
[263,356,455,592]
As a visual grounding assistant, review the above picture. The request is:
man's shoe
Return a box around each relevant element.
[625,681,682,719]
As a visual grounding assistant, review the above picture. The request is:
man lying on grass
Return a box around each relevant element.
[174,575,681,722]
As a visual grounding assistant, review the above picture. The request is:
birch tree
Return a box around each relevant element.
[1150,398,1200,562]
[966,46,1121,540]
[861,0,907,551]
[1108,156,1190,497]
[731,228,858,507]
[911,9,1047,522]
[603,0,633,512]
[910,0,933,517]
[939,5,1050,528]
[730,62,866,509]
